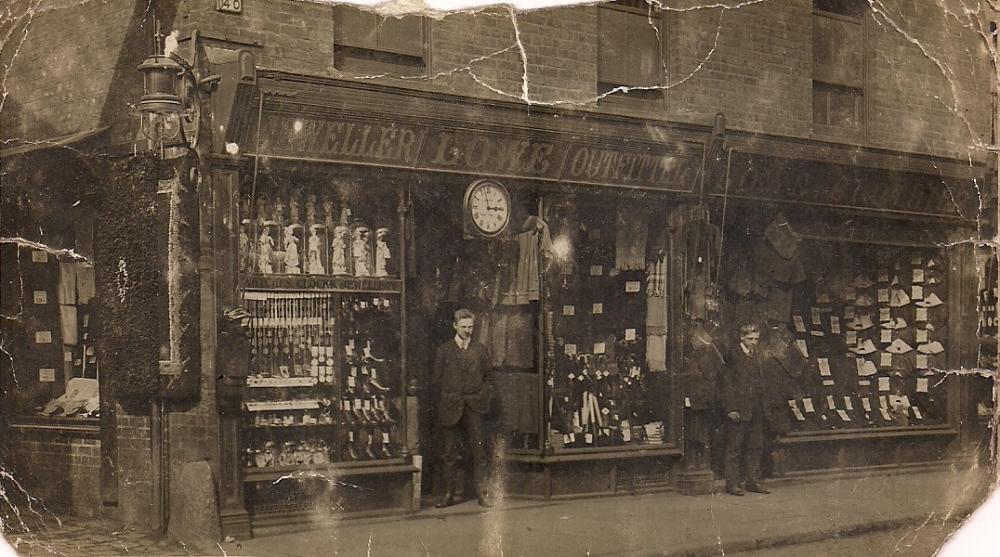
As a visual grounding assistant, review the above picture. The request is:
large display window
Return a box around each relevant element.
[720,212,951,433]
[234,164,409,518]
[541,195,672,451]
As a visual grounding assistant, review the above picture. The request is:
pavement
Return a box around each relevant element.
[2,464,994,557]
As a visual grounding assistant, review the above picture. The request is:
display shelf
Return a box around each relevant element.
[243,460,413,482]
[243,423,338,431]
[247,376,320,388]
[242,275,402,293]
[245,400,321,412]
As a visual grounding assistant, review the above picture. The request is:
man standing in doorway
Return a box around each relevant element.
[722,323,770,496]
[433,308,495,508]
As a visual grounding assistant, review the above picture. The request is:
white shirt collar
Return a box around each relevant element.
[740,342,752,355]
[455,336,470,350]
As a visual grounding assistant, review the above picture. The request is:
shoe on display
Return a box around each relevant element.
[725,484,744,496]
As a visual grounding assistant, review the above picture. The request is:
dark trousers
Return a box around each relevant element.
[724,410,765,487]
[441,408,487,496]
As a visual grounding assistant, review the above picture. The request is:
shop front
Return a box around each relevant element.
[211,70,714,534]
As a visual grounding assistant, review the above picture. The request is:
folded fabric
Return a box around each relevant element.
[850,339,878,355]
[849,314,875,331]
[891,274,900,286]
[76,263,96,305]
[917,341,944,355]
[881,317,908,330]
[889,288,911,307]
[887,339,914,354]
[915,293,943,307]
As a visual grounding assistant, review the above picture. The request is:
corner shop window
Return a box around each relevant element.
[0,244,99,420]
[544,197,670,449]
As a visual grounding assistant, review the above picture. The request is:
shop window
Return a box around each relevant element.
[721,220,951,432]
[334,6,426,76]
[543,197,671,450]
[237,166,406,490]
[0,244,99,421]
[598,0,664,100]
[812,0,866,135]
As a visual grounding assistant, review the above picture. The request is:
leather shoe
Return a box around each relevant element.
[745,483,770,494]
[478,494,493,508]
[725,485,744,496]
[435,493,455,508]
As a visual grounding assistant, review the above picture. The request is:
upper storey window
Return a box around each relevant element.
[812,0,867,134]
[598,0,663,100]
[334,6,426,76]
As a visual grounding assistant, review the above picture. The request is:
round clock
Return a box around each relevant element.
[464,179,511,237]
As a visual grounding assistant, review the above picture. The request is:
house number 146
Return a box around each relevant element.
[217,0,242,13]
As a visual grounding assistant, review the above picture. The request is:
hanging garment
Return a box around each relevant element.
[502,217,552,305]
[58,262,77,305]
[503,307,535,369]
[615,209,648,271]
[76,263,96,305]
[646,334,667,372]
[490,312,508,368]
[646,255,667,336]
[59,305,78,346]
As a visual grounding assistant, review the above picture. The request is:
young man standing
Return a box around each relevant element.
[432,308,495,508]
[722,323,770,496]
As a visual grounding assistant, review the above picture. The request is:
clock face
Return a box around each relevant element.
[467,181,510,236]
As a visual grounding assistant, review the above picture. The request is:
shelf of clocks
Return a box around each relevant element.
[241,274,402,294]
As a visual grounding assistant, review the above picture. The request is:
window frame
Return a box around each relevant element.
[596,1,667,105]
[811,1,869,140]
[332,6,429,77]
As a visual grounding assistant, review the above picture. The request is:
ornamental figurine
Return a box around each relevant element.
[330,225,349,276]
[288,194,301,226]
[305,194,317,226]
[322,198,335,228]
[283,226,301,274]
[374,227,391,277]
[273,197,285,227]
[352,226,372,277]
[257,226,275,274]
[307,225,326,275]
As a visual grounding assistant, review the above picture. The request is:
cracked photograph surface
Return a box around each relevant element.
[1,1,998,556]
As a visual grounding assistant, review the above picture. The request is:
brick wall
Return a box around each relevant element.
[667,0,814,139]
[866,0,993,159]
[115,410,155,529]
[172,0,989,162]
[6,428,102,517]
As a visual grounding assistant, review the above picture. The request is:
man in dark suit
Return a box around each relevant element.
[433,308,494,508]
[722,323,769,496]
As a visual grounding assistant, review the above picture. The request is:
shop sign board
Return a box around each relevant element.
[718,151,979,219]
[256,113,700,193]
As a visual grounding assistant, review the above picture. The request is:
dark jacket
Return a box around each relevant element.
[683,339,725,411]
[433,339,494,427]
[721,345,764,421]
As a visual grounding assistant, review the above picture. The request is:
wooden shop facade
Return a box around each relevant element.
[199,58,988,536]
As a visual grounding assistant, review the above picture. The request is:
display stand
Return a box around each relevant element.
[222,188,417,536]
